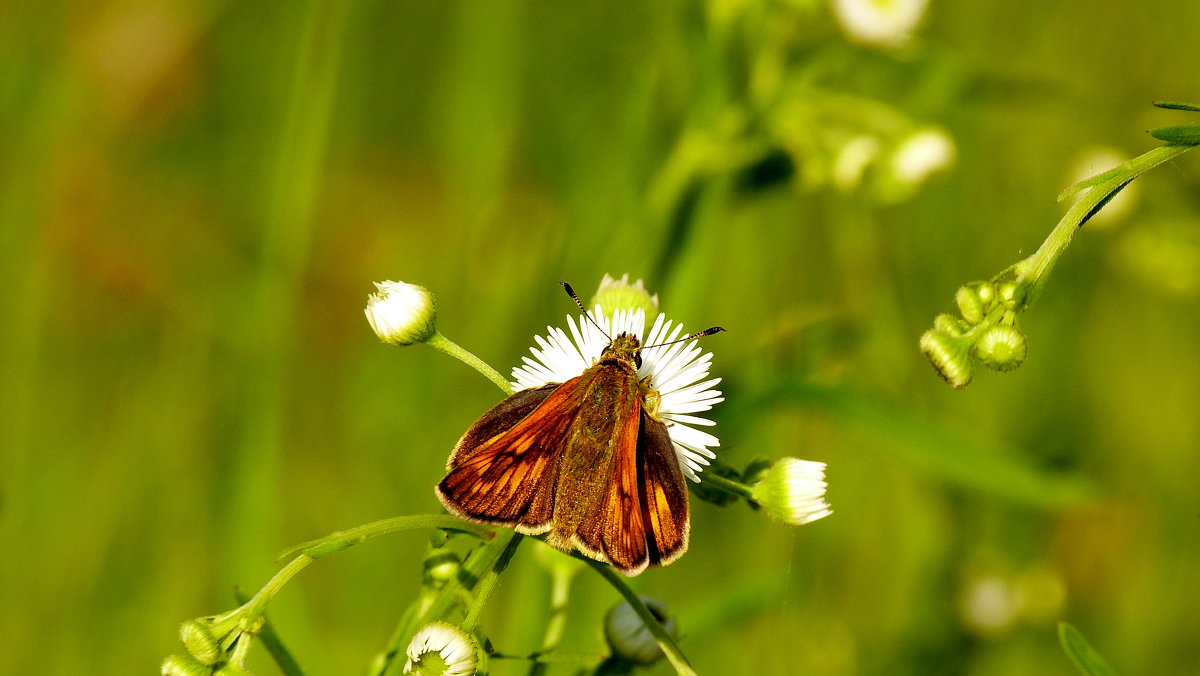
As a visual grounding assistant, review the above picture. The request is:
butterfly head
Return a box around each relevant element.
[600,333,644,369]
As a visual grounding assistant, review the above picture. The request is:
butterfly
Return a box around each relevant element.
[436,284,722,576]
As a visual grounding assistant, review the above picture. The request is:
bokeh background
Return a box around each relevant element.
[3,1,1200,673]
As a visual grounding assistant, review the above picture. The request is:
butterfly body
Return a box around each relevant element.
[436,332,690,576]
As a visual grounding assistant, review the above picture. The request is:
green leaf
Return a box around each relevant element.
[1058,621,1118,676]
[1152,100,1200,112]
[1147,124,1200,145]
[749,382,1096,508]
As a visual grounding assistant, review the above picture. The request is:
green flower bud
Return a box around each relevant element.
[749,458,832,525]
[405,622,477,676]
[604,597,679,666]
[919,328,973,388]
[934,313,968,338]
[999,282,1018,308]
[364,280,437,346]
[590,274,659,321]
[954,287,985,324]
[214,663,252,676]
[179,620,221,665]
[976,283,996,304]
[422,548,461,588]
[974,325,1027,371]
[161,654,210,676]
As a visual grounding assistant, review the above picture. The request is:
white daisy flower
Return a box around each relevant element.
[404,622,477,676]
[511,307,723,481]
[750,458,832,525]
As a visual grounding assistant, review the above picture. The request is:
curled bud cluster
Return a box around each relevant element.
[920,280,1029,388]
[162,609,260,675]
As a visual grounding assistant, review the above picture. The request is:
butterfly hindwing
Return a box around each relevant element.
[636,410,690,566]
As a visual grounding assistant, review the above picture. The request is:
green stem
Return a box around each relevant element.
[586,561,696,676]
[279,514,491,560]
[427,331,514,395]
[462,530,524,632]
[240,554,314,627]
[234,589,305,676]
[1015,143,1194,305]
[698,470,756,501]
[529,564,575,675]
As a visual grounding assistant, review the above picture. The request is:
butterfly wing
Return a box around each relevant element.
[437,381,585,534]
[573,406,690,575]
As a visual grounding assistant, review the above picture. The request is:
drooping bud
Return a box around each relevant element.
[954,286,985,324]
[919,328,973,388]
[179,620,221,665]
[161,654,210,676]
[604,597,679,666]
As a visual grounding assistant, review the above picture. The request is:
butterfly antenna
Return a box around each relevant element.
[644,326,725,349]
[561,282,611,338]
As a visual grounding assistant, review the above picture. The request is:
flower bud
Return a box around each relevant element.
[364,280,437,346]
[590,274,659,322]
[750,458,832,525]
[161,654,210,676]
[976,283,996,305]
[604,597,679,666]
[179,620,221,665]
[919,328,973,388]
[934,313,968,338]
[954,286,985,324]
[999,282,1019,308]
[404,622,477,676]
[974,325,1027,371]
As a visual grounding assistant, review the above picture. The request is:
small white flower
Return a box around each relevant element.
[404,622,477,676]
[831,0,930,49]
[511,307,723,481]
[889,127,956,187]
[364,280,437,346]
[751,458,832,525]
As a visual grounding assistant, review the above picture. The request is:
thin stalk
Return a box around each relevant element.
[586,561,696,676]
[427,332,515,395]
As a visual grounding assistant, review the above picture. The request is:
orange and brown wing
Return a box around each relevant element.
[437,381,585,533]
[635,412,690,567]
[574,407,690,575]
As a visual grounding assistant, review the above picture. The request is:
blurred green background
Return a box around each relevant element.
[3,0,1200,673]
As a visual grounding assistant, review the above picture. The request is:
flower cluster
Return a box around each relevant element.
[920,280,1029,388]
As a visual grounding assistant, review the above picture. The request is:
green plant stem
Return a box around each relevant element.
[529,565,575,676]
[698,470,755,501]
[586,560,696,676]
[240,554,314,628]
[462,530,523,632]
[1015,143,1194,305]
[427,331,515,394]
[234,589,305,676]
[279,514,491,560]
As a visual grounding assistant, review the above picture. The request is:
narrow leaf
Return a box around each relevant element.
[1148,124,1200,145]
[1153,100,1200,112]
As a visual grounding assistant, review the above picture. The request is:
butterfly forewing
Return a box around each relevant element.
[437,382,582,531]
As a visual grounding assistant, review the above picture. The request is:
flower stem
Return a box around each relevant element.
[279,514,490,560]
[698,470,755,501]
[462,530,523,632]
[1014,143,1194,306]
[528,565,575,675]
[427,331,514,395]
[586,560,697,676]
